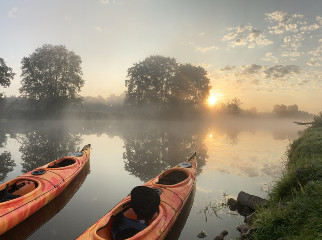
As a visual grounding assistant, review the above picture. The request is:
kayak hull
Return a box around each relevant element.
[77,153,197,240]
[0,144,91,235]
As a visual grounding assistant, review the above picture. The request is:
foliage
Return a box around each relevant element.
[125,55,177,106]
[273,104,311,118]
[19,128,81,173]
[0,151,15,182]
[252,126,322,239]
[0,58,15,111]
[170,64,210,106]
[221,97,243,114]
[20,44,84,112]
[122,121,207,181]
[312,111,322,127]
[0,57,15,88]
[253,182,322,240]
[124,55,211,112]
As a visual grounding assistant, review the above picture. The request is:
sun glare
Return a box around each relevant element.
[207,95,218,106]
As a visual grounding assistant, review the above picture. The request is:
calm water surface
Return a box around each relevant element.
[0,118,306,240]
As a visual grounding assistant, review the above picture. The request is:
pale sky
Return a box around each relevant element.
[1,0,322,113]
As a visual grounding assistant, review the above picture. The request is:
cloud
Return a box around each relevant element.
[223,24,273,48]
[220,65,236,71]
[261,52,279,63]
[265,11,303,34]
[264,65,301,78]
[300,23,320,32]
[94,26,103,32]
[220,64,301,80]
[240,64,263,75]
[100,0,110,4]
[307,44,322,66]
[8,7,18,18]
[195,45,218,53]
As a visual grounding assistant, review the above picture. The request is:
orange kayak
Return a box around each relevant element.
[77,152,197,240]
[0,144,91,235]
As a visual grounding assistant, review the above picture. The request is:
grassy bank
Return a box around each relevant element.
[251,123,322,239]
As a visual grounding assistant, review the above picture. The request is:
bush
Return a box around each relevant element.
[313,111,322,127]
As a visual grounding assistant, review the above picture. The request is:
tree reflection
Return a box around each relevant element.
[0,152,15,182]
[19,130,82,173]
[122,123,207,181]
[0,124,15,183]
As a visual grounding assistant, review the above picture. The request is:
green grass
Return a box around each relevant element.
[250,126,322,240]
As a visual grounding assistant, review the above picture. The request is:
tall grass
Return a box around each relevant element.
[251,125,322,240]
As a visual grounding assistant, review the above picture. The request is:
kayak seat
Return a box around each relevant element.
[111,186,161,240]
[157,170,188,185]
[48,159,75,168]
[111,211,148,240]
[0,184,21,203]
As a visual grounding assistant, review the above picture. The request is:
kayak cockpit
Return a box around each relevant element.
[96,206,160,240]
[0,179,38,203]
[96,186,161,240]
[47,158,76,168]
[156,169,189,185]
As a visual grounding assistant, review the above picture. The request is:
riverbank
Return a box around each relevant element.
[248,124,322,239]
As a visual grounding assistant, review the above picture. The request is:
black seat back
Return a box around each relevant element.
[130,186,160,223]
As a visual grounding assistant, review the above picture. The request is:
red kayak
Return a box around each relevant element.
[0,144,91,235]
[77,152,197,240]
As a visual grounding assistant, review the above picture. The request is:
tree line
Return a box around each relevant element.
[0,44,212,118]
[0,43,316,119]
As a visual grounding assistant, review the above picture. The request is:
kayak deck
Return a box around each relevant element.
[0,144,91,235]
[77,153,196,240]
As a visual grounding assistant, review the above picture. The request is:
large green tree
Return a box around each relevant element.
[125,55,177,106]
[20,44,84,111]
[125,55,211,112]
[170,64,210,106]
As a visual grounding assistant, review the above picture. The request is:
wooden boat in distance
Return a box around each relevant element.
[0,144,91,235]
[77,152,197,240]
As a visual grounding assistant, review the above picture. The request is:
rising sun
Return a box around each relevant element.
[207,95,218,106]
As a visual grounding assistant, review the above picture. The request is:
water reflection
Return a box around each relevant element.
[164,184,196,240]
[0,125,15,182]
[0,152,15,182]
[121,121,207,181]
[0,118,306,240]
[18,128,82,173]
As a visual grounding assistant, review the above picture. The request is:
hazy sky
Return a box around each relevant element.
[1,0,321,113]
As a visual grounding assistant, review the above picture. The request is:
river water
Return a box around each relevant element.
[0,118,306,240]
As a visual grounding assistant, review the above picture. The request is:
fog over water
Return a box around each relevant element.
[0,117,307,239]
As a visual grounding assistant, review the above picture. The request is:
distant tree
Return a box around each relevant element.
[125,55,177,107]
[272,104,311,117]
[20,44,84,111]
[170,64,210,106]
[222,98,243,114]
[287,104,299,114]
[273,104,288,116]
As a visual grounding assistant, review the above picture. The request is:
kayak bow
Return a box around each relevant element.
[77,152,197,240]
[0,144,91,235]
